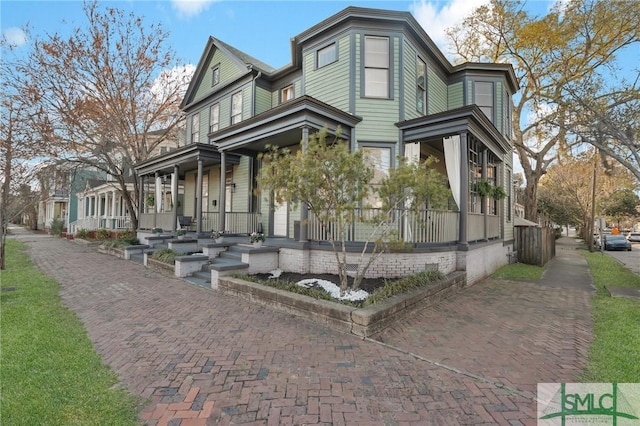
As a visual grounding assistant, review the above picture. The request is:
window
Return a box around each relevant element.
[507,169,512,221]
[281,85,294,103]
[364,36,389,98]
[160,146,167,154]
[474,81,494,121]
[211,66,220,86]
[362,146,391,208]
[503,89,511,137]
[231,92,242,125]
[416,58,426,114]
[317,43,337,68]
[191,114,199,143]
[210,103,219,133]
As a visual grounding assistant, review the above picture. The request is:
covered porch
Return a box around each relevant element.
[69,180,131,234]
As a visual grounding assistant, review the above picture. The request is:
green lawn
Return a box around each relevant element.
[1,239,141,425]
[491,262,545,280]
[579,251,640,383]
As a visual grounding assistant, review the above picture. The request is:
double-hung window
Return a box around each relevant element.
[281,85,294,103]
[362,146,391,208]
[191,114,199,143]
[416,58,426,114]
[317,43,337,68]
[231,92,242,125]
[211,66,220,86]
[475,81,494,122]
[364,36,389,98]
[210,103,219,133]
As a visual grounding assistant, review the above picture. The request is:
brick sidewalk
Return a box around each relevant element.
[20,234,592,425]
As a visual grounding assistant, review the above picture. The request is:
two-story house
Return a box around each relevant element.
[134,6,518,284]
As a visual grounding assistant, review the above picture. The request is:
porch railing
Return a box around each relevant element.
[307,208,460,244]
[467,212,501,241]
[138,211,261,234]
[69,216,131,234]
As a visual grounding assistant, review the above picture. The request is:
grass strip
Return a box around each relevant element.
[491,263,544,280]
[580,251,640,383]
[0,238,141,425]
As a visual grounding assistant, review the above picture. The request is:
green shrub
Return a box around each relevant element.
[151,248,176,264]
[49,218,64,236]
[117,230,135,240]
[238,275,359,306]
[364,270,445,306]
[95,229,111,240]
[76,228,89,239]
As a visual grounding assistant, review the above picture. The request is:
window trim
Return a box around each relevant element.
[191,113,200,143]
[363,35,390,99]
[416,57,426,114]
[474,81,494,122]
[209,103,219,133]
[231,91,242,125]
[316,42,337,69]
[359,142,396,208]
[211,64,220,87]
[280,85,294,103]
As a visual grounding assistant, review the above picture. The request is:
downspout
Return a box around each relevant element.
[250,69,262,117]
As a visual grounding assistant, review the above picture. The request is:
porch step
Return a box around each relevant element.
[153,242,169,249]
[219,250,242,261]
[130,253,144,264]
[192,270,211,282]
[210,257,248,272]
[183,275,211,289]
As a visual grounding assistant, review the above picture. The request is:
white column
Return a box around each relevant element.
[111,190,117,218]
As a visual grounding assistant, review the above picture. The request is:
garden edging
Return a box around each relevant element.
[218,271,466,337]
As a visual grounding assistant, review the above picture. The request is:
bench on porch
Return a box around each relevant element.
[178,216,194,231]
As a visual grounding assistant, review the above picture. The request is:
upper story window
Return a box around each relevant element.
[191,113,199,143]
[317,43,337,68]
[210,103,219,133]
[364,36,389,98]
[474,81,494,122]
[281,85,294,103]
[231,92,242,125]
[416,58,426,114]
[211,66,220,87]
[503,89,511,137]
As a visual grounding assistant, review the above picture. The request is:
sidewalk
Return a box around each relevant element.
[7,225,594,425]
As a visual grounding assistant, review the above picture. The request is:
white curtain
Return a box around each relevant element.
[444,136,461,209]
[155,175,162,213]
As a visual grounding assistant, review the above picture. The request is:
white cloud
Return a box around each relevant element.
[171,0,217,18]
[2,27,27,48]
[409,0,490,58]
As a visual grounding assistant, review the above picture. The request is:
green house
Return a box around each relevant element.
[134,6,519,284]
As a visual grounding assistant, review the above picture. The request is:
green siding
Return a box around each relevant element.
[255,86,272,115]
[231,157,250,212]
[448,81,463,109]
[466,79,474,105]
[402,40,420,121]
[304,34,351,112]
[194,48,243,101]
[427,67,447,114]
[495,81,503,135]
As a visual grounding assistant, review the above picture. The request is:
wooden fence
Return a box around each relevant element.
[514,226,556,266]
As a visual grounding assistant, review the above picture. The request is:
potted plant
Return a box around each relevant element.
[176,229,187,240]
[249,231,265,248]
[145,194,155,207]
[212,230,224,243]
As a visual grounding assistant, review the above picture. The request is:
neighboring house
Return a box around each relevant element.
[134,6,518,284]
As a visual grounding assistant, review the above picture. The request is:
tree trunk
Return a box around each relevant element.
[523,179,539,223]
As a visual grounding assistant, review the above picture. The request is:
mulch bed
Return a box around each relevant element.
[250,272,388,294]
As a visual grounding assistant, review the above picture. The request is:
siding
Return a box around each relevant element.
[427,66,447,114]
[255,86,272,115]
[466,79,474,105]
[402,40,420,122]
[495,81,503,136]
[304,34,351,112]
[231,157,250,212]
[448,81,463,109]
[194,48,243,101]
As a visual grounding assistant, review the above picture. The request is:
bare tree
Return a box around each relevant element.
[16,1,190,230]
[447,0,640,221]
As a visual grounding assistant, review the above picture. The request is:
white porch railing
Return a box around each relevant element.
[138,211,262,234]
[308,208,460,244]
[467,212,500,241]
[68,216,131,234]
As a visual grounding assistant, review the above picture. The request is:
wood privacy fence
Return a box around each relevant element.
[515,226,556,266]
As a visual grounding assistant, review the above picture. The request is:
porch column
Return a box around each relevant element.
[138,175,144,229]
[458,132,469,249]
[153,172,159,229]
[299,127,309,242]
[482,149,488,241]
[196,158,204,234]
[172,165,179,232]
[218,152,226,232]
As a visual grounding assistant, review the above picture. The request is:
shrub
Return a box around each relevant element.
[76,228,89,239]
[151,248,176,264]
[364,270,445,306]
[95,229,111,240]
[117,230,135,240]
[50,218,64,236]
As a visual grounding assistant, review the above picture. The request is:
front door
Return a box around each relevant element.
[273,201,287,236]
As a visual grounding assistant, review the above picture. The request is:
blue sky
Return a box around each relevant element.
[1,0,555,69]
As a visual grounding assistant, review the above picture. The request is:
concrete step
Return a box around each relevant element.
[219,250,242,261]
[182,276,210,289]
[130,253,144,264]
[210,257,248,271]
[193,270,211,282]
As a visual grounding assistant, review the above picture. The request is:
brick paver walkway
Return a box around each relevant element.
[15,232,592,425]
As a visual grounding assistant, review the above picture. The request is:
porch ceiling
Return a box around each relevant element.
[210,95,362,153]
[396,105,511,157]
[134,143,241,178]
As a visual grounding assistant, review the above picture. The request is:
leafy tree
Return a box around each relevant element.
[602,188,640,228]
[447,0,640,221]
[258,129,449,292]
[14,1,190,230]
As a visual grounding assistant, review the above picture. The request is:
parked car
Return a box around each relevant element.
[603,234,632,251]
[627,232,640,243]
